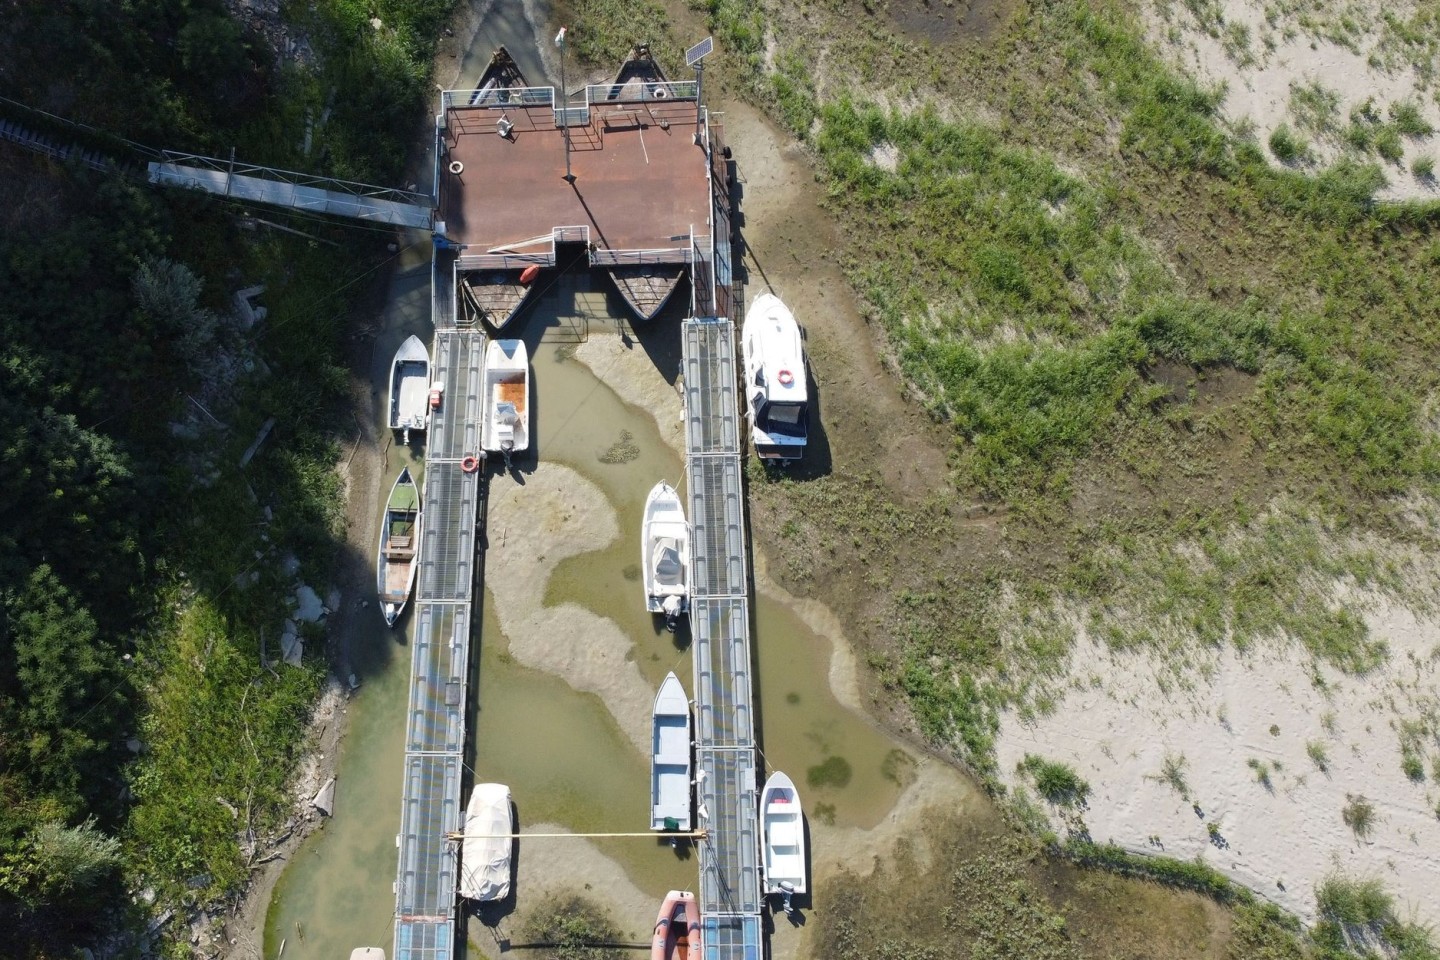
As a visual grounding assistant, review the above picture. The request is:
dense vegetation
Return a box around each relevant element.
[0,1,454,955]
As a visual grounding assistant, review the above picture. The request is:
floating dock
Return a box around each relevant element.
[389,66,756,960]
[391,252,485,960]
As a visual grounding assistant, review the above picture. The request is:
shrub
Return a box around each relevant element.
[1389,100,1434,137]
[1268,124,1306,162]
[1019,754,1090,806]
[1342,794,1376,839]
[1401,752,1425,782]
[1306,740,1329,772]
[1414,155,1436,180]
[1315,874,1391,925]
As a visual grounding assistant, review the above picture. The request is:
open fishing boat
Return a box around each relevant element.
[742,293,808,463]
[376,468,420,627]
[760,771,807,903]
[650,672,692,832]
[481,339,530,464]
[649,890,701,960]
[389,335,431,445]
[459,783,513,901]
[641,481,690,628]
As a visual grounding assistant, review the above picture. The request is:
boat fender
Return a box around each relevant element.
[519,264,540,286]
[777,369,795,386]
[461,455,479,473]
[449,160,464,175]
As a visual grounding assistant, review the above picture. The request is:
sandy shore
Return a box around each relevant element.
[996,591,1440,926]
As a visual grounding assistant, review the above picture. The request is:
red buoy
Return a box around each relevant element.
[519,264,540,286]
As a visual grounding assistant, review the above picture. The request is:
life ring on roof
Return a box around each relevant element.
[519,264,540,285]
[449,160,464,175]
[461,455,480,473]
[777,369,795,386]
[652,84,668,99]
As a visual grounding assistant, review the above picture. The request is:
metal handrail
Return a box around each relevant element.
[156,150,431,206]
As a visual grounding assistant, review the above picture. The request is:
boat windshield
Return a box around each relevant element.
[767,402,805,426]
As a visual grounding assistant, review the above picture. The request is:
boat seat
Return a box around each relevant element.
[386,545,415,560]
[653,542,684,586]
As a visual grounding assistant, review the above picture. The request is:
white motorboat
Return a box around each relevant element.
[389,335,431,445]
[742,293,808,462]
[641,481,690,628]
[376,467,420,627]
[760,770,807,902]
[481,339,530,464]
[650,672,692,832]
[459,783,513,901]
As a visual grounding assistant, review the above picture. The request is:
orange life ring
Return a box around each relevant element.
[461,455,479,473]
[519,264,540,286]
[777,369,795,386]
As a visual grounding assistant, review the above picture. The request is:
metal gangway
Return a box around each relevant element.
[683,318,764,959]
[391,251,485,960]
[147,151,435,229]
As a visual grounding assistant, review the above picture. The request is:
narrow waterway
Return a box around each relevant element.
[262,21,916,960]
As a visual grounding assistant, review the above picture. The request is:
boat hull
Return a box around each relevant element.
[650,890,701,960]
[376,468,420,627]
[607,265,684,322]
[760,771,807,895]
[461,271,534,331]
[651,672,692,831]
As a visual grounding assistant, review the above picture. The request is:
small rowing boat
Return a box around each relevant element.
[376,468,420,627]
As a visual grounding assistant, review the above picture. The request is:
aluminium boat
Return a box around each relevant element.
[650,672,692,832]
[389,335,431,445]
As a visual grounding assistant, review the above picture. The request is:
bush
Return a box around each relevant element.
[1019,754,1090,806]
[1414,155,1436,180]
[1342,794,1376,839]
[1268,124,1306,162]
